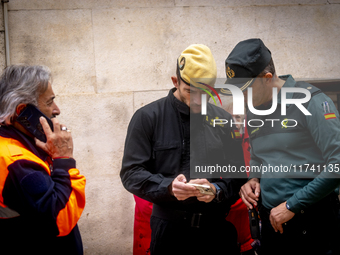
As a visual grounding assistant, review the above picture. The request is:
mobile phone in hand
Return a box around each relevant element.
[16,104,54,143]
[187,183,215,196]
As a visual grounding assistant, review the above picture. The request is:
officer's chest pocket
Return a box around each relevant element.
[152,142,181,175]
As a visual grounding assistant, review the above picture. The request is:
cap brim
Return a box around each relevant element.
[221,78,255,95]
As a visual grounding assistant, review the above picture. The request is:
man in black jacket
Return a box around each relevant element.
[121,44,245,255]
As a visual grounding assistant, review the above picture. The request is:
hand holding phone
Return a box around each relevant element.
[35,116,74,159]
[16,104,53,142]
[16,104,73,158]
[170,174,198,201]
[186,183,215,196]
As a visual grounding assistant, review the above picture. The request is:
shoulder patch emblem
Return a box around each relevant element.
[324,113,336,120]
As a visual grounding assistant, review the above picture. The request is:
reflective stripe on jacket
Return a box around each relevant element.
[0,125,86,254]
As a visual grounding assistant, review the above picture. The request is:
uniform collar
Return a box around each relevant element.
[277,75,296,104]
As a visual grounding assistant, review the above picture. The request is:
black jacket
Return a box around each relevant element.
[120,88,245,214]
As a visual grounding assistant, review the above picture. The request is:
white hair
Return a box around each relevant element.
[0,65,51,125]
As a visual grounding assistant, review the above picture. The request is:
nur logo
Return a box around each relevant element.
[201,84,312,116]
[196,82,222,115]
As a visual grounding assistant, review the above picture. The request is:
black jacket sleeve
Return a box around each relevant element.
[120,109,176,204]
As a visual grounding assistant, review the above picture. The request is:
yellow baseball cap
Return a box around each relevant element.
[177,44,217,89]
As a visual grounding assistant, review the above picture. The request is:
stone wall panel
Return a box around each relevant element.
[8,0,174,10]
[8,9,96,94]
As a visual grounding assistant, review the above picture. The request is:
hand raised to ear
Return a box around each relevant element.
[35,117,73,159]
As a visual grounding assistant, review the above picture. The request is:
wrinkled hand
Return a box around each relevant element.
[35,117,73,158]
[270,202,295,234]
[239,178,260,209]
[170,174,198,201]
[188,179,216,203]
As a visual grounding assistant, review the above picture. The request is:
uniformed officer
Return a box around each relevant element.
[226,38,340,255]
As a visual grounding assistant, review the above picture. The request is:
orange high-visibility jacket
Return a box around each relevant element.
[0,125,86,255]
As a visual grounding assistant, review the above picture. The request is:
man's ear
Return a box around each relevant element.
[16,104,27,115]
[263,72,273,83]
[171,76,179,89]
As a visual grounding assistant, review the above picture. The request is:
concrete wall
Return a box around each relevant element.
[2,0,340,254]
[0,3,5,69]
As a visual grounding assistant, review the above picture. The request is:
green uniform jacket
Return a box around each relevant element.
[248,75,340,213]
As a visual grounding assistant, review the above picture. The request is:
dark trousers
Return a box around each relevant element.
[259,195,340,255]
[0,217,83,255]
[150,215,240,255]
